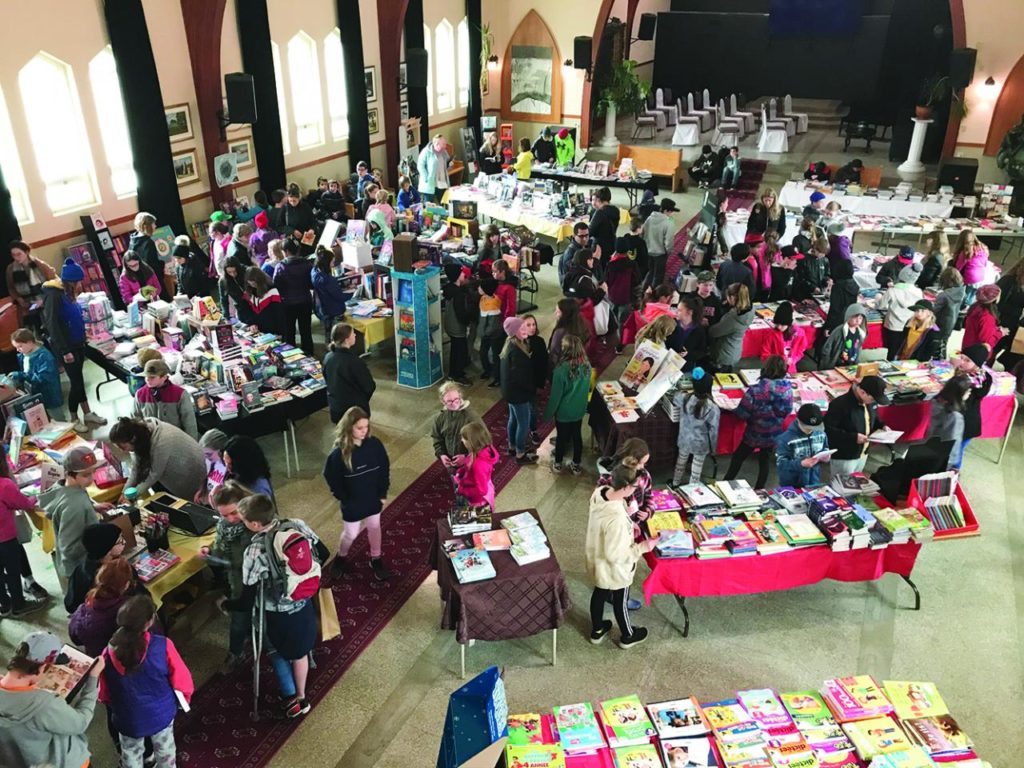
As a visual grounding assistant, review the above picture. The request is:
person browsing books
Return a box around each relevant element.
[672,367,720,486]
[131,358,198,440]
[543,334,592,475]
[0,455,47,617]
[109,417,206,502]
[823,375,889,476]
[760,301,809,374]
[775,404,831,487]
[10,328,64,421]
[453,421,500,509]
[63,522,145,615]
[723,355,793,489]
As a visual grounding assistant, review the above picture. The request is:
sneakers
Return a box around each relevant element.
[627,598,642,611]
[370,558,392,582]
[285,697,311,718]
[23,579,49,601]
[589,620,613,645]
[618,627,649,649]
[11,599,48,617]
[515,453,538,465]
[219,652,245,675]
[72,420,89,434]
[83,412,108,426]
[569,463,583,476]
[528,431,542,446]
[551,462,563,474]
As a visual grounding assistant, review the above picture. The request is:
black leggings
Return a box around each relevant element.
[0,539,25,610]
[590,586,632,637]
[285,303,315,355]
[723,441,773,489]
[554,420,583,464]
[64,346,87,416]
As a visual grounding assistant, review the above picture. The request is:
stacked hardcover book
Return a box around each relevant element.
[501,511,550,565]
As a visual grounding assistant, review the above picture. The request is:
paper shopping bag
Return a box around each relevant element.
[317,588,341,642]
[1011,326,1024,356]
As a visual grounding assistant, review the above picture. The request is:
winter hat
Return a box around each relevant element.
[896,246,915,264]
[851,159,864,169]
[809,191,826,204]
[18,631,63,665]
[172,243,191,260]
[827,221,846,236]
[614,236,631,254]
[780,245,804,261]
[696,270,715,283]
[744,232,765,245]
[961,344,989,368]
[143,358,171,378]
[976,284,1001,304]
[660,198,679,212]
[254,210,269,229]
[773,302,794,327]
[730,243,750,262]
[60,258,85,283]
[802,206,821,222]
[443,263,463,283]
[557,128,569,139]
[480,277,498,296]
[897,263,922,284]
[83,522,122,560]
[796,403,824,431]
[199,428,230,452]
[503,316,525,337]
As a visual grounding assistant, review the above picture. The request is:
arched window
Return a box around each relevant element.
[434,19,455,112]
[18,52,99,214]
[457,17,470,107]
[323,28,348,141]
[271,42,290,155]
[423,24,433,117]
[0,87,32,225]
[89,47,136,198]
[287,32,325,149]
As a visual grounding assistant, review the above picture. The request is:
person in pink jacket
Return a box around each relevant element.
[953,229,989,305]
[117,250,163,305]
[760,301,810,373]
[962,283,1007,359]
[0,458,47,616]
[454,421,500,509]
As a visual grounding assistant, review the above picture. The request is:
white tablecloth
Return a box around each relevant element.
[721,211,855,250]
[778,181,955,217]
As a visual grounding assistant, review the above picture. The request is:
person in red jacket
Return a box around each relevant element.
[760,301,809,373]
[492,259,518,322]
[605,236,640,353]
[962,283,1007,361]
[454,420,500,509]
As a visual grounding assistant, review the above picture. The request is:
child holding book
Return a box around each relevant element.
[0,455,47,617]
[775,404,830,487]
[10,328,64,421]
[543,334,592,474]
[671,367,720,486]
[454,421,500,509]
[760,301,809,374]
[431,382,476,476]
[100,596,194,767]
[585,465,657,649]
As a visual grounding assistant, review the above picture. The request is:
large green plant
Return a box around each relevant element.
[479,23,493,92]
[595,59,650,117]
[919,74,969,118]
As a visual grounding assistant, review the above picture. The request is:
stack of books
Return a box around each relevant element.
[744,519,791,554]
[780,690,854,759]
[654,529,694,558]
[830,472,880,498]
[843,717,914,762]
[598,695,657,748]
[501,512,550,565]
[712,480,764,516]
[449,505,492,536]
[923,495,965,531]
[677,483,728,515]
[821,676,894,722]
[691,517,758,557]
[645,510,685,538]
[871,508,916,544]
[553,702,606,755]
[769,486,809,514]
[471,529,511,551]
[774,513,828,547]
[902,714,976,763]
[448,548,496,583]
[805,494,854,551]
[649,488,682,512]
[916,471,956,499]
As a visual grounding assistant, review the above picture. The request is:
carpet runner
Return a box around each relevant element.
[175,341,619,767]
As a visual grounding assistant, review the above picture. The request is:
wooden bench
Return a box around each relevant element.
[615,144,686,192]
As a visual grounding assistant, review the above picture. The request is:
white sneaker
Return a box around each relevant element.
[72,420,89,434]
[83,412,107,425]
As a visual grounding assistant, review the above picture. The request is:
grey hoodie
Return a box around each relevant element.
[643,210,675,256]
[708,307,754,367]
[40,483,99,578]
[820,302,869,369]
[933,285,966,338]
[0,676,98,768]
[125,418,207,500]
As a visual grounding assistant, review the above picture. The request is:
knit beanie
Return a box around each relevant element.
[254,210,269,229]
[60,258,85,283]
[199,428,230,452]
[503,316,525,337]
[443,263,463,283]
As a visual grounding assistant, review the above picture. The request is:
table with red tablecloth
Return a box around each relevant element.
[739,320,884,359]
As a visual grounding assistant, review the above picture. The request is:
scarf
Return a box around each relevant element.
[216,517,247,543]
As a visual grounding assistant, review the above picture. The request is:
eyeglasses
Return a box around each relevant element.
[442,397,462,405]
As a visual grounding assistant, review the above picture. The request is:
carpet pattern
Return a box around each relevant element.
[176,342,618,767]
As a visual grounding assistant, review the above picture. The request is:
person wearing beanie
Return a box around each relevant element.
[672,367,721,486]
[768,244,800,301]
[823,256,859,334]
[688,269,723,326]
[500,316,539,464]
[716,243,756,297]
[172,236,208,298]
[962,284,1006,357]
[478,277,505,386]
[41,261,105,433]
[877,264,924,357]
[442,263,473,385]
[876,246,915,288]
[688,144,719,188]
[824,375,889,475]
[131,358,198,440]
[554,126,575,167]
[955,344,994,465]
[820,302,869,368]
[129,212,171,301]
[775,404,830,487]
[531,127,555,165]
[606,236,641,352]
[809,190,827,209]
[833,158,863,185]
[248,207,274,266]
[761,301,810,374]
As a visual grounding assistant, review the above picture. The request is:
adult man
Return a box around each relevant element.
[643,198,678,289]
[588,187,620,277]
[559,222,589,284]
[531,127,556,164]
[824,375,889,476]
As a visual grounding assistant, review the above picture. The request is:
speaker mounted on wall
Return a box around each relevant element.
[949,48,977,90]
[406,48,428,89]
[224,73,257,124]
[573,36,592,68]
[637,13,657,41]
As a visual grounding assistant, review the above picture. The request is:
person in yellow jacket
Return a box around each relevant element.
[584,465,657,649]
[510,138,533,180]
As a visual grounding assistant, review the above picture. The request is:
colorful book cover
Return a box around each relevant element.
[650,488,683,511]
[736,689,794,733]
[781,692,837,730]
[812,748,859,767]
[841,717,912,759]
[868,745,942,767]
[646,511,686,538]
[505,743,567,768]
[775,514,827,545]
[902,715,974,756]
[765,739,818,768]
[599,694,656,746]
[881,681,948,720]
[823,676,893,720]
[699,700,761,745]
[646,697,709,739]
[448,548,496,583]
[659,736,720,767]
[611,743,661,768]
[716,741,772,767]
[619,339,668,390]
[472,529,512,551]
[507,713,544,745]
[552,702,605,753]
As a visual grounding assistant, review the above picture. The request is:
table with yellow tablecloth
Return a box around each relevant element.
[345,313,395,348]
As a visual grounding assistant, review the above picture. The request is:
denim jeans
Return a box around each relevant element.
[229,606,252,656]
[507,401,533,454]
[269,651,296,698]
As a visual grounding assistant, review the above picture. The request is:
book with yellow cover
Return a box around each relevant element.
[881,681,948,721]
[645,511,686,538]
[841,717,912,760]
[611,743,661,768]
[505,743,566,768]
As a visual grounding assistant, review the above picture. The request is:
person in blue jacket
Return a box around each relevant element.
[312,245,351,346]
[10,328,64,420]
[775,404,831,488]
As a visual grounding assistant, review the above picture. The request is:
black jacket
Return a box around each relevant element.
[527,335,549,390]
[283,201,316,234]
[996,276,1024,330]
[963,371,992,440]
[916,254,944,289]
[500,341,536,404]
[531,137,555,164]
[226,239,254,269]
[667,322,708,369]
[824,278,860,332]
[746,203,786,238]
[323,437,390,522]
[589,205,620,263]
[324,346,376,422]
[218,272,257,325]
[563,265,605,304]
[890,326,942,362]
[793,254,829,300]
[824,390,885,460]
[833,164,862,185]
[129,232,170,300]
[716,259,755,297]
[876,259,903,289]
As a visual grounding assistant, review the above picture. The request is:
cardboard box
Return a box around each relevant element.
[342,241,373,270]
[392,233,418,273]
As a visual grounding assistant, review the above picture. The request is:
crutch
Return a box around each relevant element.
[249,581,266,722]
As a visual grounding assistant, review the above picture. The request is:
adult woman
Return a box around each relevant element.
[925,376,970,469]
[5,240,56,324]
[41,259,105,432]
[223,436,274,500]
[479,131,503,174]
[129,212,170,300]
[417,134,451,202]
[891,300,942,361]
[953,229,989,306]
[273,239,315,354]
[708,283,754,371]
[69,558,134,657]
[746,188,786,239]
[312,245,350,346]
[723,355,792,489]
[916,229,949,289]
[323,323,376,422]
[218,256,251,322]
[243,267,287,336]
[760,301,809,374]
[522,313,549,444]
[548,298,591,374]
[996,258,1024,369]
[500,317,539,464]
[110,417,206,501]
[933,267,966,358]
[117,250,163,305]
[323,407,391,581]
[962,284,1006,360]
[563,248,607,305]
[282,184,316,237]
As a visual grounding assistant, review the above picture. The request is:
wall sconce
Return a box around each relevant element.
[563,58,574,74]
[984,76,996,87]
[487,55,499,71]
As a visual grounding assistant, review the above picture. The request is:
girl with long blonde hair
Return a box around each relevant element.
[454,420,500,508]
[635,314,677,346]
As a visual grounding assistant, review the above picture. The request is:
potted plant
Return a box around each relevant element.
[594,59,651,146]
[917,75,969,120]
[478,23,493,93]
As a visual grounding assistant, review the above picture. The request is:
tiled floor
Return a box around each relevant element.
[3,125,1022,768]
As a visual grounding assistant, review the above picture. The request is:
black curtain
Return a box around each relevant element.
[103,0,186,236]
[236,0,287,192]
[465,0,482,140]
[0,166,20,298]
[336,0,371,176]
[404,0,429,147]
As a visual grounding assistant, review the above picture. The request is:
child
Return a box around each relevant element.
[511,137,533,180]
[792,234,829,300]
[926,376,970,469]
[876,246,915,289]
[953,229,989,307]
[201,481,255,673]
[0,630,104,767]
[478,278,505,386]
[760,301,809,374]
[962,284,1005,357]
[720,146,741,188]
[64,522,133,614]
[131,358,198,440]
[100,596,193,767]
[820,303,868,369]
[775,404,830,487]
[0,455,47,616]
[917,229,948,289]
[431,382,476,473]
[172,236,209,298]
[892,300,943,361]
[198,428,229,504]
[933,267,966,357]
[318,179,346,218]
[69,558,135,657]
[543,334,592,474]
[10,328,64,421]
[724,356,793,488]
[117,250,163,305]
[492,259,518,320]
[366,188,397,230]
[585,465,657,649]
[877,264,924,358]
[39,446,112,584]
[768,245,799,301]
[396,175,420,212]
[261,238,286,278]
[224,435,274,500]
[454,421,500,509]
[605,237,640,352]
[689,271,722,326]
[671,367,720,486]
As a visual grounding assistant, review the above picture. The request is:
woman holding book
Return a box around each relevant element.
[723,355,793,489]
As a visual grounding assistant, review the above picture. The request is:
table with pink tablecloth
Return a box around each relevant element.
[739,321,884,359]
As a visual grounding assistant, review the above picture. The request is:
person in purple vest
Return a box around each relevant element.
[99,596,194,768]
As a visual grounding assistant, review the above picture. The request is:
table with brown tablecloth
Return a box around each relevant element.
[430,509,571,647]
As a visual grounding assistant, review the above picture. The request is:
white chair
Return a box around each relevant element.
[642,93,666,131]
[768,98,795,137]
[702,89,712,110]
[758,103,789,153]
[783,94,809,134]
[729,94,756,134]
[712,103,742,148]
[686,92,713,132]
[655,88,679,126]
[717,99,745,139]
[671,100,701,146]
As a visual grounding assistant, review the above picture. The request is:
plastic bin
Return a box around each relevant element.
[906,479,980,539]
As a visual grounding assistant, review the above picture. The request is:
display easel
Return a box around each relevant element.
[392,265,443,389]
[498,123,514,166]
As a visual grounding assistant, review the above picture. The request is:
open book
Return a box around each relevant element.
[35,645,97,701]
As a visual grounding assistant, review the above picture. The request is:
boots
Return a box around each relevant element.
[370,557,392,582]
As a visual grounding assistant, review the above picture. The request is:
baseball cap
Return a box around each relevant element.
[64,446,105,474]
[19,631,63,665]
[143,358,170,378]
[910,299,934,312]
[796,403,824,430]
[696,270,715,283]
[896,246,915,264]
[857,375,890,405]
[809,191,826,203]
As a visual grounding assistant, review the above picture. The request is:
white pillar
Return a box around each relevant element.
[601,102,619,147]
[897,118,933,182]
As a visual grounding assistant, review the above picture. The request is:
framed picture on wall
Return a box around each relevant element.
[399,62,407,90]
[228,137,254,169]
[367,108,380,135]
[172,150,199,186]
[164,104,193,143]
[364,66,377,103]
[400,101,410,121]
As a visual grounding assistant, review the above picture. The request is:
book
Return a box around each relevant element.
[505,744,566,768]
[552,702,605,753]
[448,548,496,583]
[507,713,545,746]
[745,520,790,554]
[677,483,723,510]
[35,645,97,701]
[881,681,948,720]
[868,427,904,444]
[765,739,817,768]
[472,529,512,551]
[865,746,936,768]
[655,530,695,558]
[645,510,686,538]
[781,691,837,731]
[131,549,181,582]
[659,736,720,767]
[716,740,772,767]
[442,537,472,555]
[775,514,827,546]
[647,697,710,739]
[611,408,640,424]
[699,699,761,745]
[501,511,541,532]
[23,403,49,435]
[650,488,683,511]
[510,541,550,566]
[599,694,657,748]
[619,340,668,390]
[736,689,795,735]
[611,743,661,768]
[821,676,893,721]
[715,373,743,389]
[841,716,912,760]
[902,715,974,759]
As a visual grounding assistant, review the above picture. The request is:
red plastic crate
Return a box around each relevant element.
[906,479,980,539]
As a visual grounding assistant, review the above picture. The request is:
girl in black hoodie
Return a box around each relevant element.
[824,258,860,334]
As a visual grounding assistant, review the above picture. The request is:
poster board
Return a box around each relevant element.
[436,666,508,768]
[460,127,479,174]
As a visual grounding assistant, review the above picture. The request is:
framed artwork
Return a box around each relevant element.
[172,150,199,186]
[228,136,254,169]
[400,100,410,121]
[399,62,407,90]
[501,10,562,123]
[367,108,380,135]
[165,103,193,143]
[510,45,553,114]
[482,72,489,96]
[364,66,377,103]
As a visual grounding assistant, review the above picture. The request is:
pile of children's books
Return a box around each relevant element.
[448,504,493,536]
[504,676,980,768]
[711,480,763,516]
[830,472,881,498]
[501,511,551,565]
[596,381,640,424]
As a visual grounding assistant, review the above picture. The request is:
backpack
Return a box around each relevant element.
[264,521,322,604]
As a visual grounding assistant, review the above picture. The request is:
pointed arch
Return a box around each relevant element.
[985,53,1024,156]
[501,10,562,124]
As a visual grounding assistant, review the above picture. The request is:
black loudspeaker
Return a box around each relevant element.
[224,73,257,123]
[637,13,657,40]
[574,36,592,68]
[949,48,977,90]
[937,156,978,195]
[406,48,428,88]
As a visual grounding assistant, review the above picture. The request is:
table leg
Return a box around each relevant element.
[997,398,1018,465]
[674,595,690,637]
[95,370,119,402]
[290,421,301,472]
[901,575,921,611]
[283,429,292,479]
[552,628,557,667]
[460,642,466,679]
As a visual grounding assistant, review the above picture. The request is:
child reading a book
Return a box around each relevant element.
[454,421,500,509]
[775,404,830,487]
[100,596,193,767]
[0,630,105,768]
[10,328,64,421]
[0,456,47,617]
[130,358,198,440]
[585,465,657,649]
[431,382,476,478]
[671,367,720,486]
[544,334,592,474]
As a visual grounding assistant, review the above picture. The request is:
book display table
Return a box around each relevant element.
[344,312,394,349]
[739,320,884,359]
[777,180,956,217]
[430,509,571,677]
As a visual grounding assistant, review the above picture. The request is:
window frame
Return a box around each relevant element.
[286,31,326,150]
[271,41,291,155]
[0,85,33,225]
[323,28,349,141]
[88,46,137,199]
[457,17,470,108]
[434,18,455,113]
